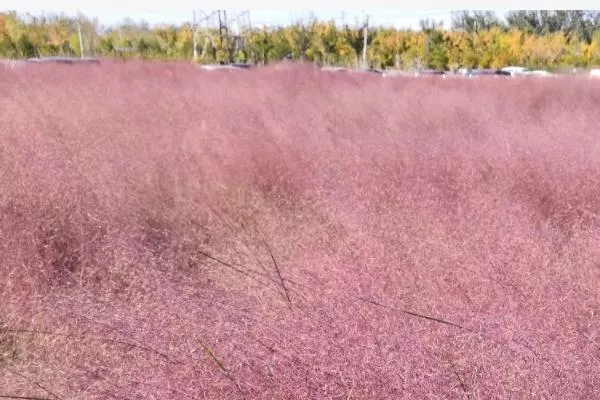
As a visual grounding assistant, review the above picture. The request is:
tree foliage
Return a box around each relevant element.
[2,10,600,70]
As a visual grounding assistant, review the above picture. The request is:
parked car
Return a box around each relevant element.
[501,66,529,76]
[457,68,511,78]
[27,56,100,65]
[494,69,512,76]
[415,69,446,77]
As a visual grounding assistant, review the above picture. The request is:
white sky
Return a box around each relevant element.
[1,0,590,29]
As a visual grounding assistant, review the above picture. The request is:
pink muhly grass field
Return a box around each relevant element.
[1,60,600,399]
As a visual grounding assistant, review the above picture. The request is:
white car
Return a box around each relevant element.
[501,66,528,76]
[528,70,553,77]
[501,66,554,77]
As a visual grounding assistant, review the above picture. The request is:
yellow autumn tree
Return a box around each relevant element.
[504,28,525,65]
[444,30,467,70]
[590,30,600,66]
[401,31,427,70]
[370,29,410,68]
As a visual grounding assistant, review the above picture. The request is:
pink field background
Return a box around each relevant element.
[1,61,600,399]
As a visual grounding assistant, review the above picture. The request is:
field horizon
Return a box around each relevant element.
[1,60,600,399]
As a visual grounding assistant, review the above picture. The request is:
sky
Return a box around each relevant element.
[0,0,586,29]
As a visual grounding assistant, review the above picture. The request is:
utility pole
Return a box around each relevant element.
[193,10,198,62]
[217,10,232,63]
[362,15,369,69]
[77,12,85,58]
[224,10,231,63]
[218,10,224,59]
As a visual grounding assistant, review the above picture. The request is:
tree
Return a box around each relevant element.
[267,28,292,62]
[370,28,409,69]
[400,31,427,70]
[427,30,448,70]
[0,9,598,70]
[419,18,444,32]
[506,10,600,43]
[506,10,542,34]
[99,35,115,54]
[445,30,467,70]
[137,38,150,55]
[154,25,179,58]
[308,20,341,66]
[248,28,273,65]
[420,19,448,69]
[16,34,36,57]
[451,10,502,32]
[283,19,314,61]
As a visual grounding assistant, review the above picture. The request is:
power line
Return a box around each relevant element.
[142,9,191,18]
[190,9,252,63]
[192,10,219,63]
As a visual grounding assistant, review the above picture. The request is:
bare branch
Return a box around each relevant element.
[269,250,292,308]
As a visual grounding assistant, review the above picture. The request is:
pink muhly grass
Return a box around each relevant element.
[1,60,600,399]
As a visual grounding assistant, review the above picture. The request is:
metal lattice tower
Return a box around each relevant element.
[192,9,252,64]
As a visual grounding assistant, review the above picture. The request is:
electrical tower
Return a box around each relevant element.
[192,9,252,64]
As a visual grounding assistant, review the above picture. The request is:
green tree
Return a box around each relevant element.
[420,20,448,69]
[17,34,36,57]
[451,10,502,32]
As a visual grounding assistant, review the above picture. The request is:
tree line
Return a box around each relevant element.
[1,10,600,70]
